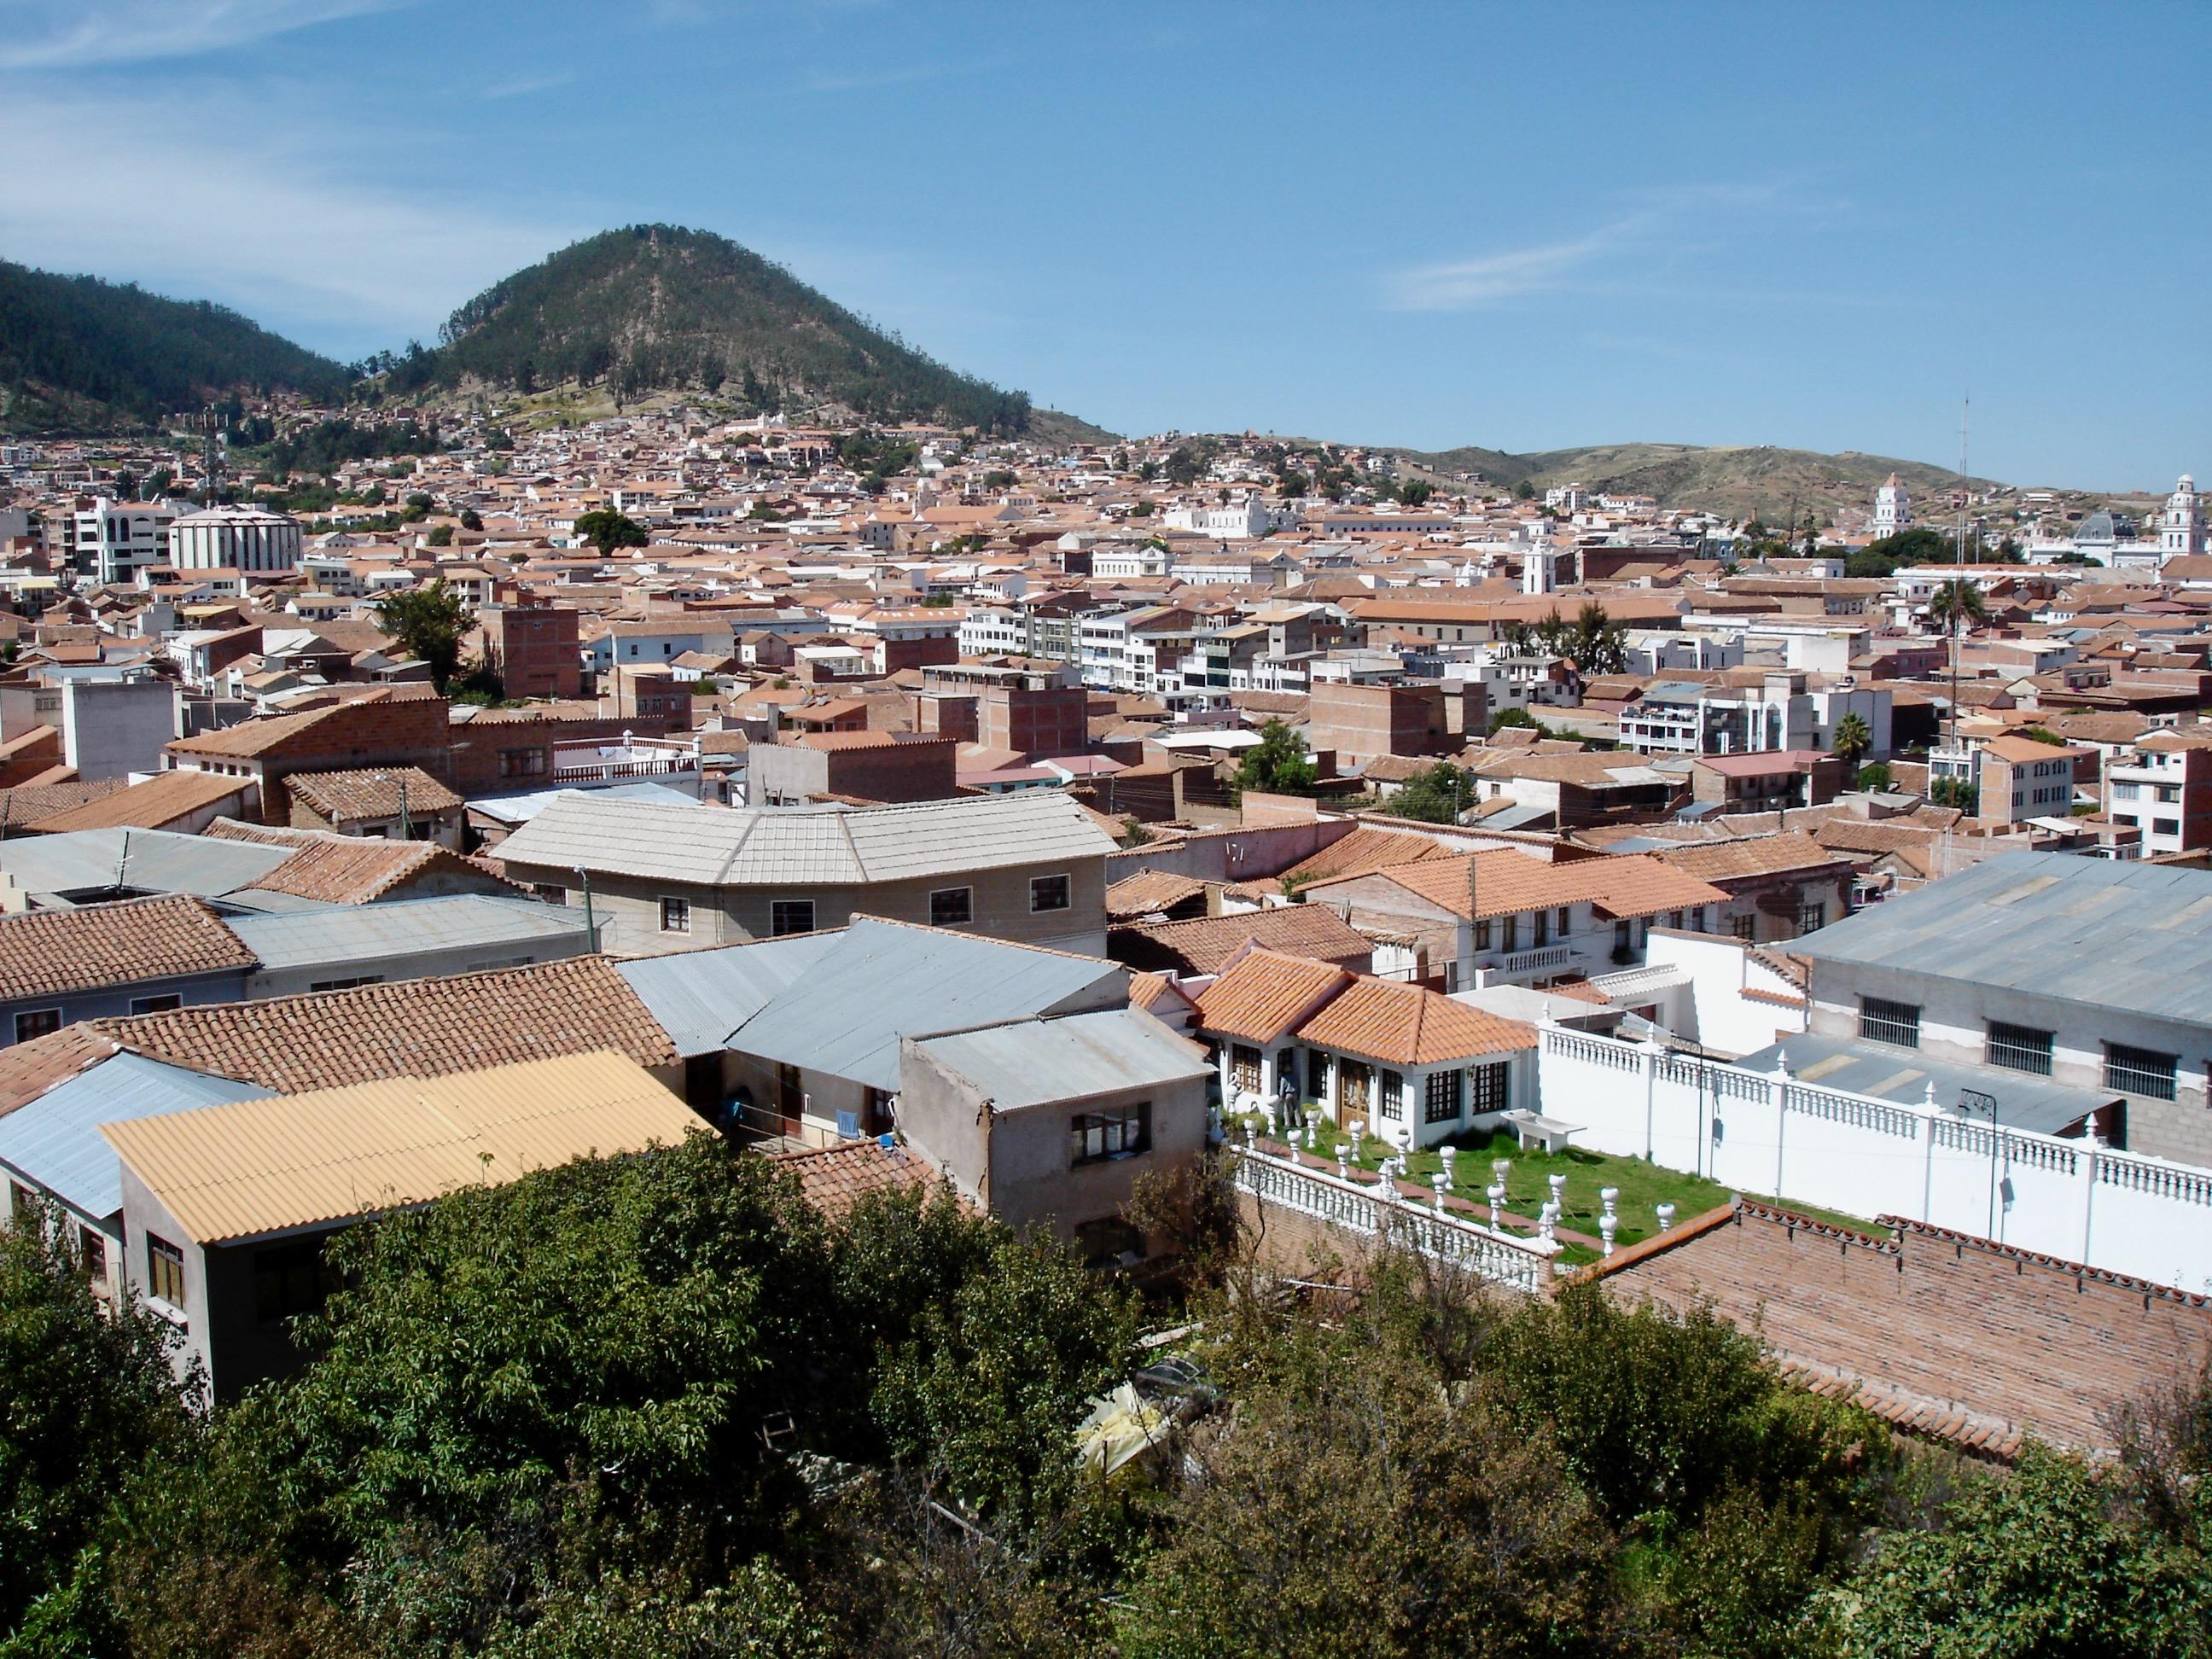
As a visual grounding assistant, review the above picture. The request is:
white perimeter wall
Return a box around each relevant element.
[1538,1023,2212,1294]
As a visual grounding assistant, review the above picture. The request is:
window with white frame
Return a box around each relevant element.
[1230,1044,1261,1093]
[1029,873,1071,913]
[1470,1061,1510,1114]
[661,896,692,934]
[1070,1101,1150,1165]
[1377,1069,1404,1120]
[929,886,973,926]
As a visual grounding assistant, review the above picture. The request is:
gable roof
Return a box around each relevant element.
[1318,847,1731,922]
[492,789,1116,887]
[1193,948,1354,1044]
[21,771,246,834]
[770,1138,952,1216]
[206,820,518,905]
[77,955,678,1095]
[1293,977,1536,1068]
[100,1050,701,1245]
[1654,832,1855,884]
[1114,903,1375,975]
[0,896,257,1002]
[0,1053,267,1220]
[286,765,463,822]
[704,917,1127,1091]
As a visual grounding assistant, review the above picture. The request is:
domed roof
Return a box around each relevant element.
[2073,511,2116,544]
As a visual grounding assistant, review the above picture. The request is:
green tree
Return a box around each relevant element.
[1848,527,1951,579]
[375,578,471,688]
[1831,712,1873,771]
[573,509,649,553]
[0,1197,195,1640]
[1927,578,1987,750]
[459,507,484,531]
[1391,761,1469,824]
[871,1227,1138,1529]
[982,469,1018,492]
[1855,760,1895,793]
[1234,719,1318,797]
[1819,1443,2211,1659]
[1515,478,1536,500]
[1397,479,1433,507]
[425,523,454,547]
[1275,469,1307,498]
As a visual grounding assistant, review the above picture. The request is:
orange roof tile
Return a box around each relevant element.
[1318,848,1731,922]
[1292,977,1534,1067]
[1192,948,1353,1043]
[23,770,251,833]
[770,1138,955,1217]
[1116,904,1374,975]
[0,896,257,1002]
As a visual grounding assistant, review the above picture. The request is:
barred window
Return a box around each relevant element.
[1230,1044,1262,1093]
[1470,1061,1510,1114]
[2104,1043,2179,1102]
[1377,1070,1405,1121]
[1424,1068,1464,1124]
[1796,900,1825,934]
[1859,997,1921,1049]
[1731,914,1757,941]
[1987,1021,2054,1077]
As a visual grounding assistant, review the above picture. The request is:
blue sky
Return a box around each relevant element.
[1,0,2203,488]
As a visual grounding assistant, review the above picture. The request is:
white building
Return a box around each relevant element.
[70,498,183,585]
[1871,472,1911,539]
[167,504,304,573]
[1161,497,1292,538]
[2158,474,2204,562]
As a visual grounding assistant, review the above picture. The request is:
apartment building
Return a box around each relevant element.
[491,788,1116,958]
[2104,726,2212,855]
[1976,735,2091,826]
[67,498,182,585]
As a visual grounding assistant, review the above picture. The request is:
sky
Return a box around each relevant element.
[0,0,2203,489]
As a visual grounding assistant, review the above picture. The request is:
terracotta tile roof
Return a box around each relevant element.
[285,765,462,822]
[0,896,257,1002]
[83,956,677,1095]
[1263,824,1454,894]
[1654,832,1855,884]
[0,1026,120,1119]
[1128,970,1199,1020]
[769,1138,953,1217]
[23,770,252,833]
[1192,948,1353,1043]
[1292,975,1535,1067]
[1321,848,1730,922]
[204,820,519,904]
[1116,904,1375,975]
[0,778,130,832]
[1105,868,1208,919]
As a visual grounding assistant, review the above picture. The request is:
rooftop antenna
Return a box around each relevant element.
[201,405,223,505]
[1957,394,1970,566]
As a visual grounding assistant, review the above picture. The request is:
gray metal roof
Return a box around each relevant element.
[0,828,287,905]
[0,1053,269,1220]
[1792,851,2212,1027]
[492,789,1116,888]
[225,895,592,972]
[1736,1031,2113,1137]
[466,781,701,827]
[722,917,1126,1090]
[617,929,842,1056]
[911,1007,1208,1111]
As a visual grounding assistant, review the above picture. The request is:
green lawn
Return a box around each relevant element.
[1256,1115,1874,1253]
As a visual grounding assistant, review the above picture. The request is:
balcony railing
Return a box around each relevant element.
[550,735,701,784]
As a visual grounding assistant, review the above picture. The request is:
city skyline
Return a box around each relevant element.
[0,0,2203,487]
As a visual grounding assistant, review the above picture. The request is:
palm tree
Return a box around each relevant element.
[1927,579,1988,748]
[1832,711,1873,775]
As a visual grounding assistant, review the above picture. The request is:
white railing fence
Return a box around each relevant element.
[1537,1024,2212,1295]
[1231,1143,1557,1297]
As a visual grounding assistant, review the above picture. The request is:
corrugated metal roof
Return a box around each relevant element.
[1737,1032,2113,1136]
[0,827,288,902]
[225,894,592,972]
[912,1007,1208,1111]
[466,780,704,828]
[493,790,1115,888]
[0,1054,267,1219]
[1791,851,2212,1025]
[98,1050,701,1244]
[725,917,1126,1090]
[617,930,841,1056]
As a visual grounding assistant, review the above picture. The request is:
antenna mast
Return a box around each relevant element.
[201,405,223,505]
[1957,394,1970,565]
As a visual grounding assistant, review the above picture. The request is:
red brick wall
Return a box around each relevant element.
[1307,683,1454,765]
[449,713,667,795]
[253,695,453,824]
[981,684,1088,759]
[819,738,958,803]
[486,604,580,699]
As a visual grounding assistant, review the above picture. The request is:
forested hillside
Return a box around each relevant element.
[390,224,1033,434]
[0,259,349,434]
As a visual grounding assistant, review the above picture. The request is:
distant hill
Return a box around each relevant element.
[0,259,349,434]
[399,224,1036,434]
[1028,406,1123,447]
[1394,439,2000,521]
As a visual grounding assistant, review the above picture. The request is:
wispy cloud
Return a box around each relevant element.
[0,92,574,351]
[480,69,576,102]
[1387,183,1827,312]
[0,0,414,71]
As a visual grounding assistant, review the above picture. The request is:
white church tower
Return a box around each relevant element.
[1871,473,1911,539]
[2159,474,2203,561]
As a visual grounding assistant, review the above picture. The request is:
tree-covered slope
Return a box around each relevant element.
[409,224,1033,433]
[0,259,349,434]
